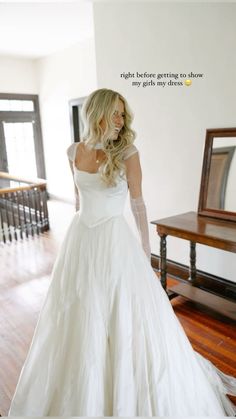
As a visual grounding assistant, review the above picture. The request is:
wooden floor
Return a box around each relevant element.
[0,200,235,416]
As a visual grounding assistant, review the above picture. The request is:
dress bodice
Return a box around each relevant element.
[74,168,128,227]
[66,141,139,228]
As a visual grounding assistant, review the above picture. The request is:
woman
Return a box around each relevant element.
[8,88,236,416]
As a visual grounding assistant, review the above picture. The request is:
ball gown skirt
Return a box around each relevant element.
[8,170,236,416]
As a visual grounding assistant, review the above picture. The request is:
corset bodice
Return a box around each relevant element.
[74,169,128,227]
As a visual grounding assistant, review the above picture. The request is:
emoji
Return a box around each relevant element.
[184,79,192,86]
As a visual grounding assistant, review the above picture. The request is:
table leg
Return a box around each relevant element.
[159,234,167,290]
[189,241,196,283]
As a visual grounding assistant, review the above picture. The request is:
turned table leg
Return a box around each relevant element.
[159,233,167,290]
[189,241,196,283]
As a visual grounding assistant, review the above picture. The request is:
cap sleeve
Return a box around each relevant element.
[123,144,139,160]
[67,143,78,161]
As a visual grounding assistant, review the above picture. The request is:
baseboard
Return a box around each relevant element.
[151,253,236,302]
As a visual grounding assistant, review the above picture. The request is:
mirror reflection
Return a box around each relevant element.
[206,137,236,211]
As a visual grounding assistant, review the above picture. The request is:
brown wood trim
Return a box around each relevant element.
[0,183,47,194]
[0,170,46,183]
[151,253,236,301]
[198,127,236,222]
[0,171,47,193]
[168,283,236,321]
[198,210,236,223]
[156,225,236,252]
[151,212,236,253]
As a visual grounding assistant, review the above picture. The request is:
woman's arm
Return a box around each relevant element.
[67,143,80,211]
[124,148,151,261]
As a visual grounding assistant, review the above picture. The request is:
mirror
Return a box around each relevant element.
[198,128,236,222]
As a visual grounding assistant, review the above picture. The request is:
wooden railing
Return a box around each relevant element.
[0,172,49,243]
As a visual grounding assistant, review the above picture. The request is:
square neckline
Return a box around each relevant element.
[73,142,101,175]
[73,165,100,175]
[72,142,127,179]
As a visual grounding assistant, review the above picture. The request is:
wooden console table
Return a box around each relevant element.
[151,211,236,320]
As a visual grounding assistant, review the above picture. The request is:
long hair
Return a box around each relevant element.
[80,88,136,186]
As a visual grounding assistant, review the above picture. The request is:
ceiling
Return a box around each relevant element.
[0,1,94,59]
[1,0,234,60]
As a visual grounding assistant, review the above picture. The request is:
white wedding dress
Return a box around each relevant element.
[8,144,236,416]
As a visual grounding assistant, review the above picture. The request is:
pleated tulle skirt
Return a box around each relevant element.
[8,213,236,416]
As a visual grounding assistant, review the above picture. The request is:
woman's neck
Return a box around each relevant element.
[94,142,103,149]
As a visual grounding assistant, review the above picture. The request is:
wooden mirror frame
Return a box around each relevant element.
[198,127,236,222]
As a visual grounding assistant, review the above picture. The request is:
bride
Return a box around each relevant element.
[8,88,236,416]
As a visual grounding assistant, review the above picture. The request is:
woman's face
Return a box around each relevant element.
[100,99,125,139]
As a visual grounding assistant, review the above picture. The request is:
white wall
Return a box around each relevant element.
[35,38,97,201]
[93,2,236,282]
[0,56,38,93]
[0,39,97,203]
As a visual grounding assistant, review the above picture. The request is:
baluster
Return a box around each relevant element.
[0,174,49,243]
[21,190,28,238]
[45,189,50,230]
[10,192,18,241]
[37,188,43,232]
[0,204,6,243]
[16,190,23,239]
[4,193,12,242]
[42,187,49,231]
[41,188,45,231]
[27,189,34,236]
[32,188,39,235]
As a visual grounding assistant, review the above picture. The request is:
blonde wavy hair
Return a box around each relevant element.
[80,88,136,187]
